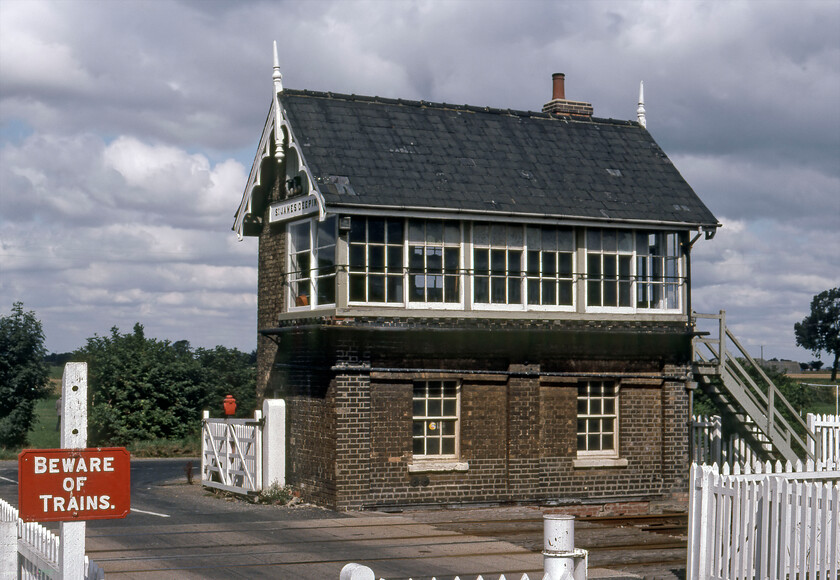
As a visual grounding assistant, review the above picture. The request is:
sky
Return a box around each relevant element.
[1,0,838,364]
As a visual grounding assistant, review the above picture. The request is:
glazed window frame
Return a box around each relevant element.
[576,380,619,458]
[348,217,405,304]
[412,380,460,458]
[585,228,682,313]
[287,216,337,310]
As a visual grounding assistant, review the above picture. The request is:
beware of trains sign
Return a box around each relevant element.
[18,448,131,522]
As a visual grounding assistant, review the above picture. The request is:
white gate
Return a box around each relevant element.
[201,409,263,494]
[687,460,840,580]
[200,399,286,495]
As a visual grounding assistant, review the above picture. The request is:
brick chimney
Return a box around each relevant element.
[542,73,594,118]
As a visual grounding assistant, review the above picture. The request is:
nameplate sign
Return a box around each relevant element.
[269,195,319,223]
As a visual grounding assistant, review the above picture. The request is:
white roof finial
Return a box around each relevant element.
[273,40,283,93]
[637,80,646,128]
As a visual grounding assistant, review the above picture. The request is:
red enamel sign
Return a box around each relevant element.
[18,448,131,522]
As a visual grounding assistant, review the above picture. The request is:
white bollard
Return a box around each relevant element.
[543,514,588,580]
[340,562,375,580]
[60,362,88,580]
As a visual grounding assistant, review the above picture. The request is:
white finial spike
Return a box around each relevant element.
[637,80,646,128]
[273,40,283,93]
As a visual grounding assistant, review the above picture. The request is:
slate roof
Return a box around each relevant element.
[281,89,719,228]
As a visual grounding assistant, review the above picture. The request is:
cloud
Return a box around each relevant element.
[1,0,838,361]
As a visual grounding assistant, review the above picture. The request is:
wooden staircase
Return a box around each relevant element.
[692,311,819,464]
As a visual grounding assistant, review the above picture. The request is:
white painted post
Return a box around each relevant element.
[60,362,87,580]
[0,516,15,578]
[262,399,286,489]
[339,563,375,580]
[543,514,587,579]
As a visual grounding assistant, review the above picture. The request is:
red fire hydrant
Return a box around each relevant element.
[223,395,237,417]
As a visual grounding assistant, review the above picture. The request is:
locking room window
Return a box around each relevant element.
[412,380,459,457]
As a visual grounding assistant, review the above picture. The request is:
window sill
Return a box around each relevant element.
[573,457,628,469]
[408,460,469,473]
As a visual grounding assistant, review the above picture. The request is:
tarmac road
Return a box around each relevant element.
[2,457,682,579]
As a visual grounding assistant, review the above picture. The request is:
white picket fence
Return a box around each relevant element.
[691,414,771,467]
[1,497,104,579]
[808,413,840,466]
[201,399,286,495]
[687,460,840,580]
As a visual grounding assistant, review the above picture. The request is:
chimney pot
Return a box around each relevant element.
[552,73,566,100]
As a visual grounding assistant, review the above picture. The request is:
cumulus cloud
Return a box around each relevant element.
[1,0,838,360]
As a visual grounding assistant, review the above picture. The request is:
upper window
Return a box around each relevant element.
[577,380,618,457]
[636,232,680,310]
[473,223,523,305]
[526,226,574,307]
[349,217,404,303]
[412,380,459,457]
[586,228,681,311]
[288,216,336,308]
[408,220,461,304]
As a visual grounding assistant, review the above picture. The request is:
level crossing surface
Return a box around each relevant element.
[1,458,685,579]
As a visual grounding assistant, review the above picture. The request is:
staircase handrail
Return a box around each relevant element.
[692,310,818,462]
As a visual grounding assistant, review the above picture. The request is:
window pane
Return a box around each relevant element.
[490,224,506,246]
[604,281,617,306]
[350,275,365,301]
[426,438,440,455]
[426,220,442,244]
[443,399,456,416]
[602,229,617,252]
[618,230,633,252]
[387,276,403,302]
[542,252,556,275]
[526,226,541,249]
[557,227,574,251]
[475,277,489,303]
[317,217,336,247]
[387,246,403,270]
[445,276,459,302]
[474,249,489,273]
[527,250,540,275]
[350,245,365,269]
[350,219,365,243]
[428,400,442,417]
[558,281,573,305]
[491,249,506,274]
[558,253,572,277]
[413,437,424,454]
[508,225,523,247]
[588,254,601,276]
[508,279,521,304]
[387,220,404,243]
[444,248,459,271]
[368,218,385,244]
[441,438,455,455]
[528,279,540,304]
[491,278,506,303]
[444,222,460,244]
[317,278,335,304]
[587,281,600,306]
[474,223,489,245]
[369,275,385,302]
[408,219,424,243]
[587,229,601,250]
[369,246,385,272]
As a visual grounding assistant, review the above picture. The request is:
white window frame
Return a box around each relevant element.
[524,225,576,312]
[576,380,619,459]
[348,216,406,305]
[585,228,683,314]
[287,216,337,311]
[412,380,460,458]
[406,219,464,309]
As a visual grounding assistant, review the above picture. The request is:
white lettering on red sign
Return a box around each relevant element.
[34,455,115,474]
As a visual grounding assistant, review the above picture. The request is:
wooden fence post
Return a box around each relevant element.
[60,362,87,580]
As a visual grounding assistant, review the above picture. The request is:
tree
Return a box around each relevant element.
[0,303,50,447]
[73,324,256,446]
[794,288,840,381]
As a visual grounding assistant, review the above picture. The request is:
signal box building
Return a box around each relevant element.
[233,63,719,512]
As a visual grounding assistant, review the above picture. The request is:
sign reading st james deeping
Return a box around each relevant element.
[18,448,131,522]
[269,195,319,223]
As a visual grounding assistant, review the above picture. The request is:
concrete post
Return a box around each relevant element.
[543,514,587,580]
[60,362,87,580]
[262,399,286,489]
